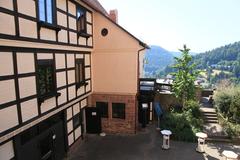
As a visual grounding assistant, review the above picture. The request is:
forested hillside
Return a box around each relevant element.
[193,41,240,71]
[192,41,240,85]
[143,46,175,77]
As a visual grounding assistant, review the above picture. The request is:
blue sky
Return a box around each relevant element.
[98,0,240,53]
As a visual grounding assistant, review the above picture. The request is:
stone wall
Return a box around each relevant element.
[89,93,138,134]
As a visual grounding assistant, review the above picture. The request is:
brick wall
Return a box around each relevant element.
[89,93,137,134]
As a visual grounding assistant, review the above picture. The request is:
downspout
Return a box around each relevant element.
[135,43,147,134]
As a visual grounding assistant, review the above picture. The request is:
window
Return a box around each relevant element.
[112,103,125,119]
[77,6,86,33]
[38,0,54,24]
[96,102,108,118]
[37,60,56,97]
[75,59,85,88]
[73,114,81,129]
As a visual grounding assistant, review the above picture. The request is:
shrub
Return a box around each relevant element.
[214,92,232,116]
[160,101,203,142]
[184,100,201,118]
[229,92,240,123]
[214,86,240,123]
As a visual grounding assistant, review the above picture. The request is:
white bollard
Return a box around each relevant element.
[195,132,207,153]
[161,130,172,150]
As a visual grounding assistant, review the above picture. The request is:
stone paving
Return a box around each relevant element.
[65,125,240,160]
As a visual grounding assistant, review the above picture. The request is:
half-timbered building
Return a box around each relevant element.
[0,0,147,159]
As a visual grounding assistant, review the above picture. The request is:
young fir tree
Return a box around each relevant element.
[171,45,199,106]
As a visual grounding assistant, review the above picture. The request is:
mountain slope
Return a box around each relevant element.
[143,46,174,77]
[193,41,240,69]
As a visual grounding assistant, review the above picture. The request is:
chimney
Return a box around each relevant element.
[109,9,118,23]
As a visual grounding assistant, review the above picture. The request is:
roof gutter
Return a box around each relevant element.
[135,43,149,134]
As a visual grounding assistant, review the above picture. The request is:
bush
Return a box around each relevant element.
[184,100,202,118]
[214,86,240,124]
[218,113,240,138]
[160,101,203,142]
[229,92,240,123]
[214,92,232,116]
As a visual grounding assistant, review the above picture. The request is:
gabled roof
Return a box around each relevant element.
[80,0,149,49]
[81,0,109,16]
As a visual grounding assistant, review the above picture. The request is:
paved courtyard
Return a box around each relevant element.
[65,125,240,160]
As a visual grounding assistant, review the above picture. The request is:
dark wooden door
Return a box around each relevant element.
[14,114,65,160]
[85,107,101,134]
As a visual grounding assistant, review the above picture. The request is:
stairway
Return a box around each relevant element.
[200,107,230,142]
[202,111,218,124]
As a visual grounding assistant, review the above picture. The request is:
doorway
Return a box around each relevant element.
[14,113,66,160]
[85,107,101,134]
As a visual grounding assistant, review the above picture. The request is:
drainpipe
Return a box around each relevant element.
[135,42,148,134]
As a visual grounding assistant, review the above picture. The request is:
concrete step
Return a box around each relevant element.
[202,111,217,114]
[203,117,218,121]
[207,137,232,143]
[202,116,218,119]
[204,120,219,124]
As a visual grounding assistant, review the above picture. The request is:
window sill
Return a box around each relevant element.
[77,32,91,38]
[38,92,61,105]
[76,81,89,90]
[38,21,61,32]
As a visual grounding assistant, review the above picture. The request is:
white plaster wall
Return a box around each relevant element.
[68,132,74,146]
[0,80,16,105]
[58,29,68,43]
[0,52,14,76]
[77,86,85,96]
[0,12,15,35]
[37,53,53,59]
[67,54,75,68]
[40,97,56,113]
[67,70,75,84]
[73,103,80,115]
[56,71,66,88]
[85,67,90,79]
[68,17,76,30]
[87,24,92,34]
[66,107,72,120]
[0,105,18,133]
[86,11,92,23]
[0,0,13,10]
[40,28,56,41]
[18,76,36,98]
[57,89,67,105]
[86,80,91,92]
[17,53,35,74]
[76,54,83,59]
[68,1,76,16]
[81,98,87,108]
[55,54,66,69]
[19,18,37,38]
[20,98,38,122]
[78,36,86,46]
[74,126,81,139]
[85,54,90,65]
[56,0,66,11]
[57,11,67,27]
[17,0,36,17]
[87,37,93,46]
[69,32,77,44]
[0,141,14,160]
[67,120,73,133]
[68,86,76,100]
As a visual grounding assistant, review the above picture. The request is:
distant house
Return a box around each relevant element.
[0,0,147,159]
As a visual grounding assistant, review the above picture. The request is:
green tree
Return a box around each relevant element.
[171,45,199,105]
